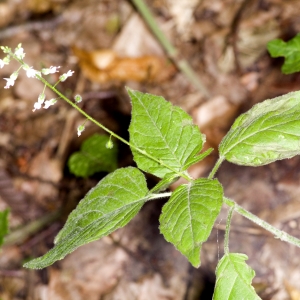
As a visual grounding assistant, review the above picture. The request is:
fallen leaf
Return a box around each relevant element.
[73,47,175,83]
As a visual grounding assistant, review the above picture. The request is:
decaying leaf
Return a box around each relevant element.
[73,47,175,83]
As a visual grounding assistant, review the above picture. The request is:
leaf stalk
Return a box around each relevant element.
[223,197,300,248]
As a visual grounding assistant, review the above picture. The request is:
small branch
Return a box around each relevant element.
[224,206,234,254]
[130,0,210,98]
[0,15,64,40]
[223,197,300,248]
[4,210,61,246]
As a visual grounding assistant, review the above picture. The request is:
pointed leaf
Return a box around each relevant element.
[219,91,300,166]
[213,253,261,300]
[267,34,300,74]
[0,209,9,246]
[159,178,223,267]
[68,134,117,178]
[24,167,148,269]
[183,148,213,169]
[128,88,205,178]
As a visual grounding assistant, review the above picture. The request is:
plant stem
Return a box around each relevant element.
[130,0,210,98]
[223,197,300,248]
[25,70,189,182]
[10,50,193,181]
[4,210,61,246]
[224,206,234,254]
[208,157,224,179]
[147,192,172,201]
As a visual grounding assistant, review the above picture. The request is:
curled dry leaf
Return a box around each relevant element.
[72,47,175,84]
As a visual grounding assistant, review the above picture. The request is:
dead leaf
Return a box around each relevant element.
[284,280,300,300]
[73,47,175,83]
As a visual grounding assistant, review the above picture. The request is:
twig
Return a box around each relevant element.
[225,0,251,74]
[130,0,211,98]
[0,15,64,40]
[3,210,61,246]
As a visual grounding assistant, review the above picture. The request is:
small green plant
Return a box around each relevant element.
[267,33,300,74]
[68,133,118,177]
[2,44,300,299]
[0,209,9,246]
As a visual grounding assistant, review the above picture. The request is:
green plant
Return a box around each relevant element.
[267,33,300,74]
[2,44,300,299]
[68,133,118,177]
[0,209,9,246]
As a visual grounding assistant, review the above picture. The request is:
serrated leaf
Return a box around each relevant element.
[213,253,261,300]
[267,34,300,74]
[219,91,300,166]
[68,134,117,178]
[128,88,205,178]
[24,167,148,269]
[0,209,9,246]
[159,178,223,267]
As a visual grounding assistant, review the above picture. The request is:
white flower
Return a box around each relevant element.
[77,124,85,137]
[3,72,18,89]
[32,93,45,112]
[14,47,25,60]
[4,77,15,89]
[0,58,9,68]
[59,70,74,82]
[74,94,82,103]
[32,102,42,112]
[42,66,60,75]
[23,65,41,78]
[44,98,57,109]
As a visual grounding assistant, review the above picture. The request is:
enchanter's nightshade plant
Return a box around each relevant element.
[2,44,300,300]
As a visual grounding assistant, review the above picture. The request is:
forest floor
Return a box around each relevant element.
[0,0,300,299]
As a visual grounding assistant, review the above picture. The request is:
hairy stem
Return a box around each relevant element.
[224,206,234,254]
[130,0,210,98]
[147,192,172,201]
[9,50,194,181]
[223,197,300,248]
[208,157,224,179]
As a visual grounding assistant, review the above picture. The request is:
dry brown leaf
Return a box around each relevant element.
[73,47,175,84]
[284,281,300,300]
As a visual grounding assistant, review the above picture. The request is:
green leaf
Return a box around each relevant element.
[213,253,261,300]
[68,134,118,178]
[219,91,300,166]
[267,34,300,74]
[24,167,148,269]
[149,173,179,193]
[0,209,9,246]
[128,88,205,178]
[183,147,213,169]
[159,178,223,267]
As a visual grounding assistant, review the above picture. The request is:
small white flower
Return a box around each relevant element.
[77,124,85,137]
[42,66,60,75]
[32,102,42,112]
[3,72,18,89]
[0,58,9,68]
[14,46,25,60]
[32,93,46,112]
[23,65,41,78]
[4,77,15,89]
[74,94,82,103]
[59,70,74,82]
[44,98,57,109]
